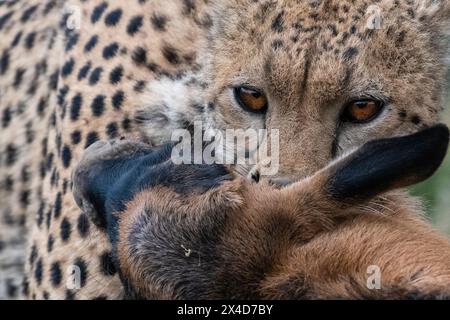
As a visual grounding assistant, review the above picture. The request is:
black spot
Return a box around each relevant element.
[151,14,167,31]
[5,144,17,166]
[91,95,105,116]
[100,252,117,276]
[91,2,108,24]
[60,218,71,242]
[40,161,46,179]
[328,24,338,37]
[77,62,92,80]
[13,68,25,88]
[61,58,75,78]
[21,4,38,22]
[109,65,123,84]
[77,214,90,237]
[127,15,143,35]
[49,69,59,90]
[106,122,119,138]
[132,47,147,65]
[37,202,44,227]
[182,0,195,15]
[71,130,82,145]
[271,11,284,32]
[20,189,30,208]
[103,42,119,59]
[24,32,36,49]
[162,46,180,65]
[411,115,422,125]
[43,292,49,300]
[65,290,76,300]
[46,152,54,172]
[147,62,159,72]
[37,96,48,116]
[50,262,62,287]
[85,131,100,149]
[34,258,43,285]
[65,33,79,51]
[54,192,62,218]
[61,145,72,168]
[122,118,131,131]
[84,35,98,52]
[112,90,124,109]
[0,11,13,30]
[62,179,69,195]
[343,47,359,60]
[2,107,11,127]
[21,166,30,183]
[6,279,18,298]
[57,85,69,107]
[133,80,146,92]
[43,0,57,15]
[25,122,35,144]
[89,67,103,85]
[29,244,38,265]
[105,8,122,26]
[399,110,407,119]
[0,49,9,75]
[22,277,29,297]
[46,208,52,229]
[4,175,13,191]
[70,93,83,121]
[74,258,88,287]
[93,296,108,300]
[50,112,56,127]
[47,235,54,253]
[272,40,283,50]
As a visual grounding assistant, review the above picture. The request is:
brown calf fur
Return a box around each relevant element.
[73,125,450,299]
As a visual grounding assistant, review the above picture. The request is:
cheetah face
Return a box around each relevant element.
[202,0,450,183]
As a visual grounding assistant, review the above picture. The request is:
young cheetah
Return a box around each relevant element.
[0,0,448,299]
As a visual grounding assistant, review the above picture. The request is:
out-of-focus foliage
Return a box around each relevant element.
[410,92,450,235]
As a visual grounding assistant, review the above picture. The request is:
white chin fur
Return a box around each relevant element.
[136,74,205,145]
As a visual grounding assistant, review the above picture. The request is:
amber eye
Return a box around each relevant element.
[234,86,268,113]
[342,99,384,123]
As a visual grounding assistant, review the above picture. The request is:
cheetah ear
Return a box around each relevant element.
[324,124,449,203]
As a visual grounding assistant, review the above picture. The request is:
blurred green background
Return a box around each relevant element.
[410,93,450,235]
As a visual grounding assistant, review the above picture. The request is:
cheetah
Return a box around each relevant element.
[0,0,449,299]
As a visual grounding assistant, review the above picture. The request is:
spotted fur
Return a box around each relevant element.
[0,0,449,299]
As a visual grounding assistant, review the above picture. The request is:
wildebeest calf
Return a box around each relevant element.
[72,125,450,299]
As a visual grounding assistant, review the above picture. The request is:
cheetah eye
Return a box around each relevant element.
[342,99,384,123]
[233,86,268,113]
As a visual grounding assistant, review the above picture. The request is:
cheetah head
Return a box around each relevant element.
[140,0,450,184]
